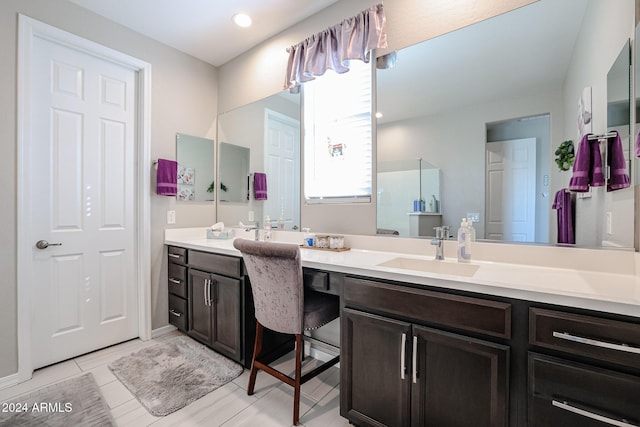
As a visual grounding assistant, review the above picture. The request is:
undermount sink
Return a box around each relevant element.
[377,257,479,277]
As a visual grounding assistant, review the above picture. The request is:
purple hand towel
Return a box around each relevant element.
[568,134,590,192]
[635,130,640,158]
[254,172,267,200]
[552,189,574,244]
[156,159,178,196]
[589,137,604,187]
[607,131,630,191]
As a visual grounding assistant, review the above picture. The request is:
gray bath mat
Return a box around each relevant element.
[0,373,115,426]
[108,335,243,416]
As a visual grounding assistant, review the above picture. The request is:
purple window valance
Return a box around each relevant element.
[285,3,387,90]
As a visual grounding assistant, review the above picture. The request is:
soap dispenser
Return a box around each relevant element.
[263,215,272,241]
[457,218,471,263]
[466,217,476,241]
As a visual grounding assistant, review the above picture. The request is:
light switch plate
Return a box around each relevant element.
[167,210,176,224]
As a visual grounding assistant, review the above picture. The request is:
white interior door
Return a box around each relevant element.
[264,109,300,230]
[28,34,139,368]
[485,138,537,242]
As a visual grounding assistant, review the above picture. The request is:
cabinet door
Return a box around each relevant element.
[188,269,212,344]
[211,273,242,361]
[341,308,411,427]
[411,326,509,427]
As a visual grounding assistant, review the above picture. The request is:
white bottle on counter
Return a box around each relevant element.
[457,218,471,263]
[466,217,476,241]
[263,215,271,241]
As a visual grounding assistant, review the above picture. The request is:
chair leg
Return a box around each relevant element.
[247,320,264,396]
[293,334,303,425]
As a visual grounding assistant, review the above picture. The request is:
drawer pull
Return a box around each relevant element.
[412,335,418,384]
[400,333,406,380]
[168,278,181,284]
[552,400,637,427]
[168,253,181,259]
[169,309,182,317]
[553,331,640,354]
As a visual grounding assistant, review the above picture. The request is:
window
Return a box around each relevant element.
[303,59,372,203]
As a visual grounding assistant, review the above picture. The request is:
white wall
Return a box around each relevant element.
[0,0,218,379]
[217,0,536,236]
[561,0,635,247]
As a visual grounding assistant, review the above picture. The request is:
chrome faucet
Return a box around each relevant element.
[244,221,261,241]
[431,226,445,260]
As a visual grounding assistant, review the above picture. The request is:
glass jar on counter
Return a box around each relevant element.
[329,235,344,249]
[315,234,330,248]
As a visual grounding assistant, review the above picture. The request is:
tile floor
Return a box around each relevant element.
[0,331,348,426]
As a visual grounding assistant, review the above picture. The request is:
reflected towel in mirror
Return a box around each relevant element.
[254,172,268,200]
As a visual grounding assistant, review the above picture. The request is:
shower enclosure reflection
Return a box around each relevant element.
[377,158,441,237]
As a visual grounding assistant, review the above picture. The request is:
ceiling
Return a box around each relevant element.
[376,0,590,124]
[65,0,340,66]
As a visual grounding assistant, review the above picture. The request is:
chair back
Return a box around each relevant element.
[233,239,304,334]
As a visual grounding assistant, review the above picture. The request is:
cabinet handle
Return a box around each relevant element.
[412,335,418,384]
[552,400,637,427]
[553,331,640,354]
[204,279,210,306]
[168,253,181,259]
[168,278,181,284]
[169,309,182,317]
[400,333,406,380]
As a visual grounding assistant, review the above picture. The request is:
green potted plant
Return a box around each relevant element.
[554,140,575,171]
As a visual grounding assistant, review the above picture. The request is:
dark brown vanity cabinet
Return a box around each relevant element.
[187,251,242,362]
[167,246,188,331]
[528,307,640,426]
[341,276,511,427]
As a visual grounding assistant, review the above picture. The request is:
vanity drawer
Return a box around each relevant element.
[303,269,343,296]
[168,246,187,264]
[169,294,187,331]
[168,263,187,298]
[528,352,640,426]
[343,276,511,338]
[189,250,242,278]
[529,308,640,369]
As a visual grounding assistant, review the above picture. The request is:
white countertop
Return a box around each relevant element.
[165,228,640,318]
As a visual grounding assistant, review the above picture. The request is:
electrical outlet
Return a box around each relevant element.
[605,212,612,234]
[167,210,176,224]
[248,211,254,222]
[467,212,480,223]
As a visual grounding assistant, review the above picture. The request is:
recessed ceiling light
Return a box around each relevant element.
[375,112,383,119]
[232,13,252,28]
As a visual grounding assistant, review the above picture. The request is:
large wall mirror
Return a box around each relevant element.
[176,133,215,202]
[217,91,301,227]
[377,0,635,248]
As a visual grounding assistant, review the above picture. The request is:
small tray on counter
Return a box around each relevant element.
[299,245,351,252]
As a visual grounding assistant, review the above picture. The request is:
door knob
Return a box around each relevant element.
[35,240,62,249]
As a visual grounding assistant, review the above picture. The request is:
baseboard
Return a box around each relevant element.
[151,324,177,339]
[0,372,21,391]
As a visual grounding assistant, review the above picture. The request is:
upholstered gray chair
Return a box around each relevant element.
[233,238,340,425]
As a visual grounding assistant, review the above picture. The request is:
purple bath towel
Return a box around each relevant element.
[568,134,590,192]
[590,137,604,187]
[607,131,630,191]
[156,159,178,196]
[254,172,267,200]
[552,189,574,244]
[636,130,640,158]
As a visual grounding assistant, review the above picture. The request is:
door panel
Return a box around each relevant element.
[486,138,536,242]
[341,308,411,427]
[29,35,138,368]
[188,269,212,344]
[412,326,509,427]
